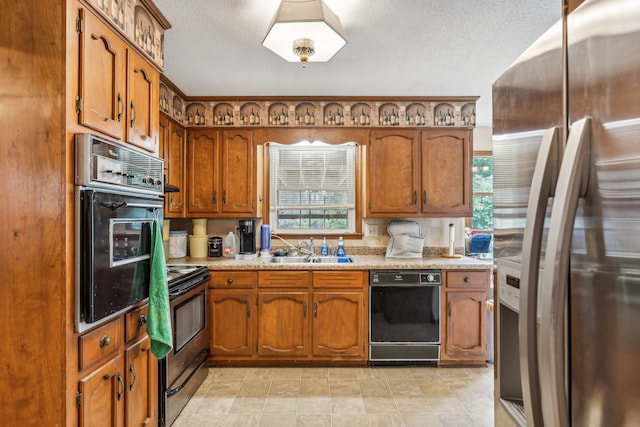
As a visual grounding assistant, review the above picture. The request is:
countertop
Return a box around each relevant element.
[167,254,493,271]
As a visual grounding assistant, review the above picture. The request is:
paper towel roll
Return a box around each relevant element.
[448,223,455,256]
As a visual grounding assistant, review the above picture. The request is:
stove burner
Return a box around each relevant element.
[166,265,210,297]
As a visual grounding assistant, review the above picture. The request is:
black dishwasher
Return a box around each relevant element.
[369,270,441,363]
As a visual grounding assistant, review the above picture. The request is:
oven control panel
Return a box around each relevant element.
[370,270,441,286]
[75,133,164,195]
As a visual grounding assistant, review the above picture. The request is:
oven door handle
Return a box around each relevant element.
[166,348,210,397]
[102,201,162,212]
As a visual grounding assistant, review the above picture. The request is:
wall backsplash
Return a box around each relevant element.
[167,217,466,256]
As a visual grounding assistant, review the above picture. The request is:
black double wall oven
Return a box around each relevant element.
[74,133,165,333]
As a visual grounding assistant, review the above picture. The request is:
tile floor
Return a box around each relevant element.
[173,364,494,427]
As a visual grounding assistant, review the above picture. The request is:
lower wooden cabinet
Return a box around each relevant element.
[208,269,367,363]
[125,336,156,427]
[312,292,365,357]
[77,304,157,427]
[440,270,491,365]
[210,292,255,356]
[257,292,309,357]
[78,354,124,427]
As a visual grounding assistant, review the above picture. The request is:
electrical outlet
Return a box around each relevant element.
[366,224,379,236]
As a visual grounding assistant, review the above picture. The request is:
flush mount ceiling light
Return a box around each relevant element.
[262,0,347,67]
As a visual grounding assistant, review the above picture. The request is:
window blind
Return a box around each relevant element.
[269,142,357,232]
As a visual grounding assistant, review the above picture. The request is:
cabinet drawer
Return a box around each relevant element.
[258,271,308,288]
[79,317,124,371]
[125,304,149,343]
[210,271,256,289]
[445,270,488,289]
[312,271,365,289]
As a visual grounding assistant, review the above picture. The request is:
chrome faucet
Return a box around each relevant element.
[298,240,311,255]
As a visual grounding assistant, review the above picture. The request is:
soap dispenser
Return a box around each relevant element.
[336,236,346,257]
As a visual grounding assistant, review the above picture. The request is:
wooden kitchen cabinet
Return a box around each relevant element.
[76,7,159,153]
[209,271,257,359]
[124,335,156,427]
[440,270,491,365]
[77,6,127,142]
[208,269,367,364]
[77,305,157,426]
[257,292,310,357]
[367,129,421,215]
[257,271,310,357]
[78,354,124,427]
[311,271,367,359]
[366,128,472,217]
[160,114,186,217]
[421,128,472,216]
[186,128,256,217]
[210,292,256,357]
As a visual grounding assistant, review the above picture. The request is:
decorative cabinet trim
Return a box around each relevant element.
[84,0,170,69]
[159,81,478,130]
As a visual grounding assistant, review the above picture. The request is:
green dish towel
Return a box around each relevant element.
[147,218,173,359]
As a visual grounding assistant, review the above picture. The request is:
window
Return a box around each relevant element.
[470,153,493,230]
[268,141,358,234]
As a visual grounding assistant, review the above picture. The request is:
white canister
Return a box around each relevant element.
[169,230,187,258]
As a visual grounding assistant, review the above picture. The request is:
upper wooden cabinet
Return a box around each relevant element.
[77,7,127,141]
[366,128,472,217]
[421,128,472,216]
[221,130,256,214]
[77,7,158,153]
[186,128,256,217]
[159,114,186,217]
[127,50,159,152]
[367,129,421,215]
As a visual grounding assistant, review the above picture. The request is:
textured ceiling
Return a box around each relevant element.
[153,0,561,126]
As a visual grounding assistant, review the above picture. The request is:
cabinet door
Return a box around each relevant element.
[257,292,309,357]
[221,130,255,215]
[187,129,219,215]
[312,292,364,358]
[442,290,487,362]
[78,354,125,427]
[125,336,157,427]
[421,129,472,215]
[161,116,186,217]
[367,130,420,215]
[210,292,255,356]
[127,50,159,153]
[78,8,126,140]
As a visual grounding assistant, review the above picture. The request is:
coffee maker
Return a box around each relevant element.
[238,219,256,254]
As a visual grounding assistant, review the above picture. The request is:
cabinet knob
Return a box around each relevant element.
[227,277,234,285]
[139,314,148,326]
[99,336,111,348]
[464,276,471,283]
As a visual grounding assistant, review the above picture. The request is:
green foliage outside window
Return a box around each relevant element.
[472,156,493,230]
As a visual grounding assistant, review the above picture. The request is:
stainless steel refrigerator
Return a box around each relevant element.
[493,0,640,426]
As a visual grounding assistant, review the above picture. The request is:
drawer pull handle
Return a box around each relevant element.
[227,277,234,285]
[99,336,111,348]
[314,302,318,317]
[464,277,471,283]
[138,314,147,326]
[116,373,125,401]
[129,364,136,391]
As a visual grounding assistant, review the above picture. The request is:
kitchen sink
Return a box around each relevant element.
[263,255,357,264]
[264,255,311,264]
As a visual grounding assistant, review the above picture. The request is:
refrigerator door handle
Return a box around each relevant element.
[519,126,559,427]
[540,117,591,427]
